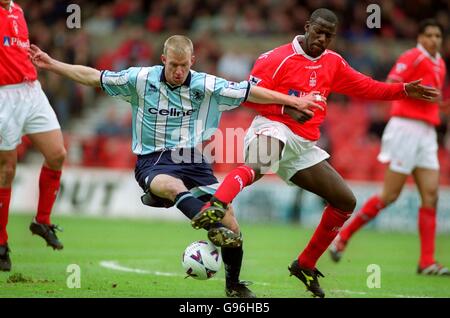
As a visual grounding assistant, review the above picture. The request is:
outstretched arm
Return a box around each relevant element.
[247,85,325,114]
[333,61,440,102]
[29,44,101,87]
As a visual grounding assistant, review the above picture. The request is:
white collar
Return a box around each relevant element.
[292,35,327,61]
[417,43,441,63]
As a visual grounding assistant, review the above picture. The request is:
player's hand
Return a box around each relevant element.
[29,44,53,69]
[404,79,441,102]
[287,91,326,112]
[284,107,314,124]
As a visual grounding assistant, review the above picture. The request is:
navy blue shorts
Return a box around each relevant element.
[135,148,218,207]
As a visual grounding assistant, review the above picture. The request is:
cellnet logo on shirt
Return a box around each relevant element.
[148,107,196,117]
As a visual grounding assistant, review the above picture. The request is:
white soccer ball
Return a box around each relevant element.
[182,240,222,280]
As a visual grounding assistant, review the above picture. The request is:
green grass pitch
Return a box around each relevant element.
[1,214,449,298]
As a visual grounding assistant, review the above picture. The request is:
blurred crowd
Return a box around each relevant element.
[16,0,450,182]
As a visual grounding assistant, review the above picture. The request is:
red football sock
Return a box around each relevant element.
[213,165,255,204]
[339,196,385,242]
[418,206,436,268]
[0,188,11,245]
[298,205,352,269]
[36,166,62,225]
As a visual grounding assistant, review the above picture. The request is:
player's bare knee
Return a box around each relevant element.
[422,191,439,208]
[222,206,240,234]
[45,148,67,170]
[336,192,357,212]
[0,162,16,186]
[381,192,400,206]
[164,179,186,200]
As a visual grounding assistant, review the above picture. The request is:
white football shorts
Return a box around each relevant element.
[243,115,330,185]
[0,81,60,150]
[378,116,439,174]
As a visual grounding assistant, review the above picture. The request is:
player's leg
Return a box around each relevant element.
[413,167,448,275]
[22,82,65,249]
[330,168,408,262]
[214,205,255,298]
[148,173,241,247]
[26,129,66,250]
[288,160,355,298]
[0,150,17,271]
[191,135,284,229]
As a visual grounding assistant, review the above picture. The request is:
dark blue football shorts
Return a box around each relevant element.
[135,148,219,208]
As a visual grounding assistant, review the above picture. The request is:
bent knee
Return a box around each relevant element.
[333,192,357,212]
[46,148,67,169]
[0,162,16,186]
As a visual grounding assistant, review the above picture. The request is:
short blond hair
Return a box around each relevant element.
[163,35,194,56]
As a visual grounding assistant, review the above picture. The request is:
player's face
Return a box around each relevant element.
[161,49,195,86]
[418,26,442,57]
[0,0,11,9]
[304,17,337,57]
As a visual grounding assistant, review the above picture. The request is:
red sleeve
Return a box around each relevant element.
[242,52,283,116]
[332,57,407,100]
[387,51,417,82]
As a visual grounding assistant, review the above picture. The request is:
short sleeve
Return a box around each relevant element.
[100,67,142,102]
[212,78,250,111]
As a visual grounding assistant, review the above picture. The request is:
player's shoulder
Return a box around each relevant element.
[397,47,422,61]
[255,43,295,65]
[11,1,24,13]
[323,49,348,66]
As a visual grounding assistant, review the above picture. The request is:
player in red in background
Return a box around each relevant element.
[0,0,65,272]
[330,19,450,276]
[190,8,440,297]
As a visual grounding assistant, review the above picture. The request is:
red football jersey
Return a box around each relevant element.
[244,36,406,141]
[387,45,446,126]
[0,1,37,86]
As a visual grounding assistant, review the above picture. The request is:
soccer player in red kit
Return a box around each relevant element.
[190,8,440,297]
[330,19,449,276]
[0,0,65,271]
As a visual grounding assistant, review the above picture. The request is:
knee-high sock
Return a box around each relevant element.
[36,166,62,225]
[418,207,436,268]
[213,166,255,204]
[222,243,243,286]
[339,196,385,242]
[175,192,224,229]
[298,205,351,269]
[0,188,11,245]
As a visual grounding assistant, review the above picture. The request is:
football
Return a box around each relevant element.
[182,240,222,280]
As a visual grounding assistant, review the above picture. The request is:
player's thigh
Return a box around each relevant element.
[290,160,356,212]
[221,205,240,234]
[379,168,408,205]
[149,174,188,201]
[412,167,439,208]
[27,129,66,164]
[245,135,284,177]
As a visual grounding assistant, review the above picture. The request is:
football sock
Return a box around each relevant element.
[0,188,11,245]
[175,192,205,219]
[213,165,255,204]
[174,192,224,229]
[339,195,384,242]
[418,206,436,268]
[298,205,351,269]
[36,166,62,225]
[222,243,243,286]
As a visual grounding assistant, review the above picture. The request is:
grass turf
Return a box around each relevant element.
[1,214,449,298]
